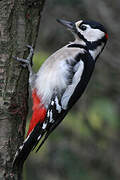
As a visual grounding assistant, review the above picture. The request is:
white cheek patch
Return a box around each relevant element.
[76,23,105,42]
[82,28,104,42]
[83,28,104,42]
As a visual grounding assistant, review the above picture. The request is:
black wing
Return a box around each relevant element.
[35,95,68,152]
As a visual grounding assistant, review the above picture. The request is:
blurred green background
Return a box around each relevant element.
[24,0,120,179]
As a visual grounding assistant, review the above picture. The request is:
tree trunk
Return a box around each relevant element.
[0,0,45,179]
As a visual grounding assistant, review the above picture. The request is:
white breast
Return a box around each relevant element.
[34,45,85,108]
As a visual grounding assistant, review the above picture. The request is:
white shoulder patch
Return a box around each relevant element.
[61,60,84,110]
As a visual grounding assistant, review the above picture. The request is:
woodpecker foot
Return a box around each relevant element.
[13,45,34,68]
[26,45,34,64]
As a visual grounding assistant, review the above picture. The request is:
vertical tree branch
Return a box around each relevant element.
[0,0,45,179]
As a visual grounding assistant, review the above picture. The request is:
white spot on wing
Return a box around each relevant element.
[49,110,54,123]
[37,135,41,141]
[42,122,47,129]
[51,101,54,105]
[47,110,49,117]
[55,96,62,113]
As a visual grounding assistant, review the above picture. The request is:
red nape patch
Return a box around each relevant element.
[27,89,47,136]
[105,33,108,39]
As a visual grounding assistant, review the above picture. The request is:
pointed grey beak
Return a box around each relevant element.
[56,19,75,31]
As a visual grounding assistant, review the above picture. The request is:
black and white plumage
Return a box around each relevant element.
[13,19,108,168]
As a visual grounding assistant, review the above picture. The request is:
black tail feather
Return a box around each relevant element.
[12,122,44,169]
[13,109,67,169]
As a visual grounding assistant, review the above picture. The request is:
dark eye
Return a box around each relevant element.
[79,25,87,31]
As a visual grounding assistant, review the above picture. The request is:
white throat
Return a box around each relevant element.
[74,38,86,46]
[89,43,104,60]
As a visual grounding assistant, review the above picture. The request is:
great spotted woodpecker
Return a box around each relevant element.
[13,19,108,167]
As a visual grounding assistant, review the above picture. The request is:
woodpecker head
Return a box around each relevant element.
[57,19,108,48]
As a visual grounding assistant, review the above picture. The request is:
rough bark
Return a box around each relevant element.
[0,0,45,179]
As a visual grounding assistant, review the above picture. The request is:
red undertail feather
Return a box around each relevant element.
[105,33,108,39]
[27,89,47,136]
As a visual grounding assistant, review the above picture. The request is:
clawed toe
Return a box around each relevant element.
[13,45,34,68]
[26,45,34,53]
[13,56,29,64]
